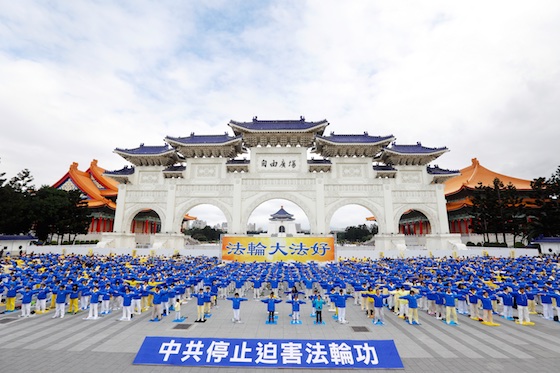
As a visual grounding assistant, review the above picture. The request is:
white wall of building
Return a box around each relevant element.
[28,244,538,259]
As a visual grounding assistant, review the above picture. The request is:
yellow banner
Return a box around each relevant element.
[221,236,335,263]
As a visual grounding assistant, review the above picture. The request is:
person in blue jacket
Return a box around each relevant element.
[18,286,38,318]
[35,283,51,314]
[160,285,170,316]
[116,287,134,321]
[400,289,422,325]
[68,284,81,315]
[192,288,207,322]
[80,279,91,311]
[539,286,554,320]
[131,283,143,315]
[456,284,469,315]
[552,290,560,321]
[512,287,531,324]
[312,294,326,324]
[203,287,214,318]
[286,294,306,324]
[480,291,499,326]
[100,283,113,315]
[425,283,438,315]
[467,288,481,321]
[440,288,459,325]
[52,284,71,319]
[368,288,391,325]
[334,289,353,324]
[434,291,445,320]
[261,292,282,323]
[85,286,101,320]
[496,287,514,321]
[4,282,19,312]
[252,277,263,300]
[149,286,164,322]
[226,292,248,323]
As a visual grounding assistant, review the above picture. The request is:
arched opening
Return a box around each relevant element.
[182,204,228,242]
[131,210,161,234]
[399,210,432,235]
[131,209,161,247]
[247,199,310,235]
[329,204,378,244]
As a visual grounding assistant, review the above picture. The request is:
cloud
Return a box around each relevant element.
[1,0,559,189]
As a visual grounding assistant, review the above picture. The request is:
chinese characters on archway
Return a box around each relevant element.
[221,236,335,262]
[261,159,297,169]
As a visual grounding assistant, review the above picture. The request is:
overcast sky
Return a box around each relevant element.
[1,1,559,229]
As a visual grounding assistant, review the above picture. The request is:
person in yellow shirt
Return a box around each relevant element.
[390,287,409,319]
[363,286,375,318]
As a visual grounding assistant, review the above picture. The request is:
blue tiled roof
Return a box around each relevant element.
[373,165,397,171]
[163,165,186,172]
[114,144,174,155]
[317,133,394,144]
[307,159,332,164]
[0,234,37,241]
[270,207,295,220]
[229,117,328,131]
[105,166,135,175]
[226,159,250,165]
[166,134,241,145]
[385,142,448,154]
[427,166,460,175]
[532,236,560,243]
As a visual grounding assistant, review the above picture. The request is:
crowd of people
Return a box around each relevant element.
[1,253,559,328]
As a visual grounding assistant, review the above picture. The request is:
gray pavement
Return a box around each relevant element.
[1,296,560,372]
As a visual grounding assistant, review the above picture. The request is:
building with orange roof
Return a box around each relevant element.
[53,160,195,239]
[396,158,533,239]
[444,158,532,235]
[53,160,118,235]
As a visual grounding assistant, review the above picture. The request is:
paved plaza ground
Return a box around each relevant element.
[1,294,560,373]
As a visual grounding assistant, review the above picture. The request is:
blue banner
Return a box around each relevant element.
[133,337,403,369]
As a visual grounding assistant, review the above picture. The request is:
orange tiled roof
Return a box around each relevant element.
[88,159,119,194]
[54,160,198,219]
[53,162,117,209]
[444,158,532,196]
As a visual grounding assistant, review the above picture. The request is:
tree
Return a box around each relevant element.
[336,224,375,243]
[470,178,526,244]
[55,190,91,243]
[184,226,222,242]
[8,169,34,193]
[31,187,90,243]
[501,182,526,244]
[470,181,499,242]
[528,166,560,239]
[0,164,35,235]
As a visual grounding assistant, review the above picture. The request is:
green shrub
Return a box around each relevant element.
[483,242,508,248]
